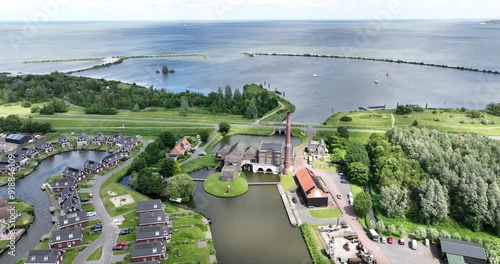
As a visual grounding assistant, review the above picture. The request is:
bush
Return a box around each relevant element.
[451,232,461,240]
[85,106,118,115]
[300,223,329,264]
[427,228,439,242]
[340,116,353,122]
[433,118,440,122]
[432,110,437,114]
[39,104,55,115]
[466,110,483,118]
[395,105,413,115]
[414,227,427,240]
[368,220,376,229]
[30,106,40,113]
[337,126,349,139]
[21,101,31,108]
[412,120,419,127]
[413,106,424,112]
[459,120,465,124]
[462,235,471,242]
[440,230,451,238]
[376,220,385,232]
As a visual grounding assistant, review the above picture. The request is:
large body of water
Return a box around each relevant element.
[0,151,109,263]
[1,21,500,123]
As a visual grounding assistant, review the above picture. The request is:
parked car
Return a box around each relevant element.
[398,238,405,245]
[113,245,126,251]
[116,242,128,247]
[121,157,128,161]
[86,211,96,217]
[336,194,342,199]
[291,197,297,203]
[380,236,387,243]
[89,192,93,198]
[340,180,349,184]
[80,198,90,203]
[387,237,393,244]
[91,223,102,232]
[119,228,131,235]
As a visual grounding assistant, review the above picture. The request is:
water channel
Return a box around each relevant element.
[0,150,109,263]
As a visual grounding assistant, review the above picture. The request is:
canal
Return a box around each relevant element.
[120,134,311,264]
[0,150,109,263]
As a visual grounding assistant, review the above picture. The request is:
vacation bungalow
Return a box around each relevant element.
[76,133,89,147]
[119,135,139,147]
[92,133,106,146]
[61,166,87,182]
[58,211,88,229]
[307,139,328,159]
[35,140,54,153]
[0,142,16,153]
[296,168,328,208]
[1,153,29,168]
[139,211,168,227]
[136,226,169,243]
[49,227,83,249]
[107,133,123,146]
[102,153,121,167]
[119,144,132,157]
[438,237,487,264]
[136,200,164,214]
[0,163,13,175]
[59,186,81,215]
[57,135,71,148]
[83,160,104,174]
[172,138,191,156]
[131,242,166,262]
[51,178,78,193]
[26,249,64,264]
[16,147,39,160]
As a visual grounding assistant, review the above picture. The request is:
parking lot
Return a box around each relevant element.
[375,237,443,264]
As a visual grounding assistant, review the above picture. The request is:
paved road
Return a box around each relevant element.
[181,125,220,165]
[73,140,151,264]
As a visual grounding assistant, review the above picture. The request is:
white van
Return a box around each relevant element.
[410,239,418,250]
[348,192,353,198]
[349,197,354,205]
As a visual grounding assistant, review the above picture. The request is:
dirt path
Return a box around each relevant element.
[253,101,285,124]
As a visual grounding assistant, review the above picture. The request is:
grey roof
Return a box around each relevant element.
[26,249,62,264]
[6,134,30,141]
[103,153,120,163]
[132,241,164,258]
[61,195,81,214]
[77,133,88,141]
[136,226,166,240]
[93,132,106,141]
[135,261,160,264]
[57,135,70,142]
[52,178,76,189]
[259,142,284,152]
[35,140,53,149]
[139,211,167,225]
[119,144,131,152]
[83,160,102,170]
[439,237,487,260]
[61,166,84,178]
[58,211,87,228]
[107,133,123,142]
[60,185,78,198]
[16,147,37,155]
[137,199,163,212]
[51,227,82,243]
[0,153,25,164]
[119,136,138,145]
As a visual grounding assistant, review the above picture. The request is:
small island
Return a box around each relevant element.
[161,65,175,74]
[203,172,248,197]
[481,20,500,24]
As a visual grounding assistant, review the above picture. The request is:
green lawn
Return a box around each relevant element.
[279,173,296,191]
[309,208,343,219]
[118,211,140,229]
[61,247,85,264]
[203,172,248,197]
[228,125,274,136]
[350,184,364,197]
[117,229,136,243]
[87,245,103,261]
[83,228,102,244]
[172,226,206,243]
[172,213,203,228]
[322,109,500,136]
[0,240,9,253]
[81,203,95,212]
[164,243,212,264]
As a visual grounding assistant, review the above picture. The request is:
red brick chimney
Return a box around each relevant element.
[284,112,292,174]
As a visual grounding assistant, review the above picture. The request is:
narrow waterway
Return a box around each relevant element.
[0,151,109,263]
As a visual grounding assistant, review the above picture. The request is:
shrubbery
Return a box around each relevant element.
[340,116,353,122]
[300,223,329,264]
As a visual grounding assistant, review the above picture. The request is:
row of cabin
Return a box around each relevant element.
[0,146,41,174]
[58,133,139,148]
[131,200,170,262]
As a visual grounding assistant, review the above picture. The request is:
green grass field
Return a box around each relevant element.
[279,173,296,191]
[203,172,248,197]
[87,246,103,261]
[309,208,343,219]
[322,109,500,136]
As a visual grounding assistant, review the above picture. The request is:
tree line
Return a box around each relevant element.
[0,115,52,133]
[0,73,278,119]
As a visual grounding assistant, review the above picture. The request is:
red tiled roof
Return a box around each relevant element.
[296,168,328,199]
[173,139,191,155]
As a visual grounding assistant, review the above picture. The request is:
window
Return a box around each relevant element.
[157,216,161,221]
[153,204,158,208]
[152,248,157,253]
[31,256,36,261]
[63,220,68,224]
[155,231,159,236]
[58,244,62,248]
[75,217,79,221]
[56,236,61,241]
[44,256,48,261]
[69,234,73,239]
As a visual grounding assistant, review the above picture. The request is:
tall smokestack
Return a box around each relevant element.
[284,112,292,174]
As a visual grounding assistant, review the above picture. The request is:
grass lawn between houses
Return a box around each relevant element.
[87,245,103,261]
[203,172,248,197]
[309,208,343,219]
[279,173,296,191]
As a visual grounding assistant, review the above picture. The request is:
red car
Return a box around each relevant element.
[398,238,405,245]
[387,237,393,244]
[292,197,297,203]
[116,242,128,247]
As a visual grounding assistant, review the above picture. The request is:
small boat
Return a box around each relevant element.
[386,73,389,76]
[374,80,379,84]
[313,73,319,77]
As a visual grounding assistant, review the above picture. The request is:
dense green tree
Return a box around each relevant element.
[412,119,419,126]
[217,86,224,98]
[387,224,396,234]
[167,173,195,201]
[486,102,500,116]
[378,184,408,218]
[347,162,369,186]
[233,88,242,100]
[132,103,140,112]
[414,227,427,240]
[329,148,344,164]
[427,228,439,242]
[244,102,257,119]
[353,192,372,217]
[218,122,231,135]
[417,179,449,224]
[159,158,176,178]
[199,130,210,143]
[337,126,349,139]
[398,225,406,236]
[158,131,176,150]
[39,104,55,115]
[180,96,189,116]
[395,105,413,115]
[136,169,165,195]
[466,110,483,118]
[376,220,385,232]
[224,85,232,99]
[345,142,370,166]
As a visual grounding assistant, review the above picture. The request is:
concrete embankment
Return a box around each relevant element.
[277,183,301,227]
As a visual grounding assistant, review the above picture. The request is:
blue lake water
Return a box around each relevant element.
[1,20,500,123]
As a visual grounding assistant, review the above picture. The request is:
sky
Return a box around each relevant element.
[0,0,498,21]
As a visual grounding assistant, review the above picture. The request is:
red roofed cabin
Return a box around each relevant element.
[166,138,191,160]
[295,168,328,208]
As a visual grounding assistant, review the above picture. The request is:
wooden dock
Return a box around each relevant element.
[277,183,298,227]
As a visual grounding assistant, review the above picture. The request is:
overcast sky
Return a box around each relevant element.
[0,0,498,21]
